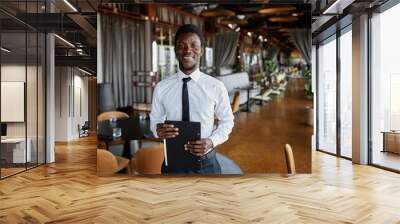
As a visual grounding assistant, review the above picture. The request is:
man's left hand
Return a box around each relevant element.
[184,139,214,156]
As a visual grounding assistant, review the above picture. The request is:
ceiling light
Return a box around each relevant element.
[54,34,75,48]
[247,32,252,37]
[264,38,268,42]
[63,0,78,12]
[201,8,235,17]
[258,6,296,14]
[237,14,245,20]
[292,13,299,16]
[219,18,248,26]
[235,27,241,32]
[1,47,11,53]
[268,17,298,23]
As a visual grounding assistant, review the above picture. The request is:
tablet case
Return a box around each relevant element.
[164,120,201,171]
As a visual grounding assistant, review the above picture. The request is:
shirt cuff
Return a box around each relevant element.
[208,135,220,149]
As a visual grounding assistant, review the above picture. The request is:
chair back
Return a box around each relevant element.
[132,144,164,175]
[284,144,296,175]
[97,149,119,176]
[97,111,129,122]
[231,91,241,114]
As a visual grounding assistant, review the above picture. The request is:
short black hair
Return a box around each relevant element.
[174,24,205,48]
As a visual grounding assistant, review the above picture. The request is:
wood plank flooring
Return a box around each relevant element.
[218,78,313,173]
[1,78,399,223]
[0,137,399,223]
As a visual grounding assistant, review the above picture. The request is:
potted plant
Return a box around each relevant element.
[303,68,313,126]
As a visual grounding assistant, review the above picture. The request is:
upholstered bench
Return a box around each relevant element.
[216,72,261,105]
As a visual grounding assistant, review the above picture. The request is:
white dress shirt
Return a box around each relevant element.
[150,68,234,152]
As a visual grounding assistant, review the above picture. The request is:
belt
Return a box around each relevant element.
[196,148,216,162]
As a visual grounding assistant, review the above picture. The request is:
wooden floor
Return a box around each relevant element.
[1,79,400,223]
[0,136,400,223]
[219,78,313,173]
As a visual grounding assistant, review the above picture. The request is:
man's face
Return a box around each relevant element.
[175,32,203,73]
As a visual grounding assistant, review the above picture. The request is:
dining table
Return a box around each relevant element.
[98,115,156,159]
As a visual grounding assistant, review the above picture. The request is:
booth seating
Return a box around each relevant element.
[216,72,261,105]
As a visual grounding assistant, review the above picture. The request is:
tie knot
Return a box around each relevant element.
[182,77,191,83]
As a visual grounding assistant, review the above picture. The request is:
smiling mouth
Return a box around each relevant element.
[183,56,194,61]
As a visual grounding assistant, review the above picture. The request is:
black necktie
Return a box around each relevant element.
[182,77,191,121]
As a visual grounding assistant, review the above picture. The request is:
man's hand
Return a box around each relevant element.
[156,123,179,139]
[184,139,214,156]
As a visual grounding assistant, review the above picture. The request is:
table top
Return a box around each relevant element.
[234,85,259,91]
[1,138,30,143]
[97,116,154,142]
[381,131,400,134]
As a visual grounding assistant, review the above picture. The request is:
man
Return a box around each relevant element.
[150,24,234,174]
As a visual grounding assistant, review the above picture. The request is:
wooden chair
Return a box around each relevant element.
[231,91,241,114]
[97,111,129,122]
[284,144,296,175]
[97,149,130,176]
[131,144,164,175]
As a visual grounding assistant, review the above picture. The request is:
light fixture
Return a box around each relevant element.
[54,34,75,48]
[1,47,11,53]
[263,38,268,42]
[201,8,235,17]
[258,6,296,15]
[63,0,78,12]
[237,14,245,20]
[219,18,248,26]
[247,32,252,37]
[268,17,298,23]
[78,67,92,76]
[235,27,241,32]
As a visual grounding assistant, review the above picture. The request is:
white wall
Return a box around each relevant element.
[54,67,89,141]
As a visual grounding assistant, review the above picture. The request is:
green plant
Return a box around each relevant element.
[265,60,277,74]
[303,68,313,99]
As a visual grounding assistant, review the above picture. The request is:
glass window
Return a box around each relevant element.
[317,36,337,154]
[0,1,46,179]
[371,3,400,171]
[339,28,352,158]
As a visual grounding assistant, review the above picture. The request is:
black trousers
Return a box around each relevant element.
[161,150,221,175]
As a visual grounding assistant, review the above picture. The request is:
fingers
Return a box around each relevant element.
[185,140,208,156]
[156,123,179,139]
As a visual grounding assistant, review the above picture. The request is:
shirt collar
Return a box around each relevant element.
[177,68,201,82]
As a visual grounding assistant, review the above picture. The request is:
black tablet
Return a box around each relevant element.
[164,120,201,171]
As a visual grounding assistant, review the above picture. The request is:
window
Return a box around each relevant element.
[317,35,337,154]
[339,27,352,158]
[370,2,400,171]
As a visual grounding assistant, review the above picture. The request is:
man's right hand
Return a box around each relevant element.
[156,123,179,139]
